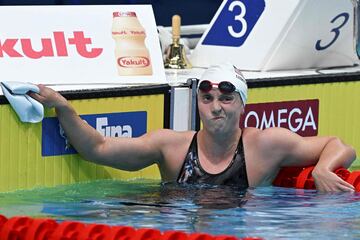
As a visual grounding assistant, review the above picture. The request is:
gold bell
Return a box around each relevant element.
[164,15,192,69]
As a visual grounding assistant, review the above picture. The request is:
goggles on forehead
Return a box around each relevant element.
[198,80,236,94]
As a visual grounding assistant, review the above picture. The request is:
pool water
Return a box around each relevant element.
[0,179,359,240]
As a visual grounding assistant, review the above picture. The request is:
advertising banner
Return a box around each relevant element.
[190,0,358,71]
[240,99,319,137]
[246,81,360,170]
[42,111,147,156]
[0,90,167,192]
[0,5,166,85]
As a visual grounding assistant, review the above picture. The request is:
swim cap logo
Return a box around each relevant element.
[117,56,150,68]
[202,0,265,47]
[233,65,246,83]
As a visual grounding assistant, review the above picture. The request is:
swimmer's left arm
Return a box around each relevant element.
[305,136,356,192]
[260,128,356,192]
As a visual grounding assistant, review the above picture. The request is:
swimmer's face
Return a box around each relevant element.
[198,87,244,133]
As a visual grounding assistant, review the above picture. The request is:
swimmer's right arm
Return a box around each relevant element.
[29,85,164,171]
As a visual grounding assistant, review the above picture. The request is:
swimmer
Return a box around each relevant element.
[29,63,357,192]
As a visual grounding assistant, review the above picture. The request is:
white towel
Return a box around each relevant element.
[0,81,44,123]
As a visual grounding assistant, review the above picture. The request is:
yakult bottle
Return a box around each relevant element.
[112,12,152,76]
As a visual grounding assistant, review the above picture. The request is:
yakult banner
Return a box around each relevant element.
[240,99,319,137]
[0,5,166,85]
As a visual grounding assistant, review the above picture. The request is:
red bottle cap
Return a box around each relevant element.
[113,12,137,18]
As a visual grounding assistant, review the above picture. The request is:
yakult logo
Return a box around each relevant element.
[0,31,103,59]
[240,100,319,136]
[112,30,146,36]
[118,56,150,68]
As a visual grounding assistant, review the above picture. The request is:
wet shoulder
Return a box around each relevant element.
[151,130,196,181]
[242,127,262,143]
[242,127,288,186]
[243,127,294,152]
[149,129,196,149]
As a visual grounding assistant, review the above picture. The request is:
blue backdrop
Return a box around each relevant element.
[0,0,222,26]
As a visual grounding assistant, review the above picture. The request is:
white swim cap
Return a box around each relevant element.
[198,62,248,106]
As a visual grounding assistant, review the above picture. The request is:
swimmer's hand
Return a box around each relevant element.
[312,167,355,192]
[28,84,68,109]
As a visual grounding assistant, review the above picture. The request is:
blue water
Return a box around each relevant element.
[0,179,359,240]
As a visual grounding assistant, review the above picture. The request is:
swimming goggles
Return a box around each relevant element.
[198,80,236,94]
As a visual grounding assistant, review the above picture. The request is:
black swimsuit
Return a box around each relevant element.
[177,133,249,188]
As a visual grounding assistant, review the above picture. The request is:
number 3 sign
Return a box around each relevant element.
[202,0,265,47]
[190,0,359,71]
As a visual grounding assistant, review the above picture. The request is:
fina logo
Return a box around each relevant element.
[96,117,132,137]
[202,0,265,47]
[59,117,132,151]
[42,111,147,156]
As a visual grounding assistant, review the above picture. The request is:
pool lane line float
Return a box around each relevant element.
[0,215,264,240]
[273,166,360,191]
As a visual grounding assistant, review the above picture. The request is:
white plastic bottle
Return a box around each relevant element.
[112,12,152,76]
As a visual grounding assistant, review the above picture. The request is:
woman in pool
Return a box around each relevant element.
[30,63,357,192]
